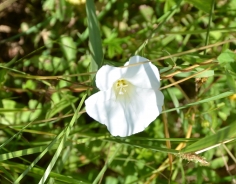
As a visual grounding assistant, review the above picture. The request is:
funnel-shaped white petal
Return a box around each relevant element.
[85,55,164,137]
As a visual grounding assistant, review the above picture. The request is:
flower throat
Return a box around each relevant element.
[115,79,129,95]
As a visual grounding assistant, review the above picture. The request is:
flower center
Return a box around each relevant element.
[115,79,129,95]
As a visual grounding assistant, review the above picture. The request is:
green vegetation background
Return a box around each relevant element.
[0,0,236,183]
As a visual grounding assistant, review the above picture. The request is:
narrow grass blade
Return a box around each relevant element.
[105,138,179,154]
[92,144,121,184]
[0,121,34,150]
[1,162,89,184]
[86,0,103,70]
[135,0,181,55]
[46,95,78,119]
[166,88,180,113]
[182,120,236,153]
[38,94,87,184]
[0,144,58,161]
[14,128,66,183]
[162,91,234,114]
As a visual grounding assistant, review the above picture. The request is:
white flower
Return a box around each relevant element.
[85,55,164,137]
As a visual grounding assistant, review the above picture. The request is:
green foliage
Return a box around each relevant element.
[0,0,236,183]
[182,120,236,153]
[184,0,212,13]
[86,0,104,71]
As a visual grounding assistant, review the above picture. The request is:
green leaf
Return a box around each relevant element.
[181,120,236,153]
[225,70,236,92]
[211,156,228,169]
[86,0,103,70]
[229,62,236,73]
[184,0,211,13]
[60,36,77,62]
[0,69,7,85]
[139,5,154,22]
[22,80,36,90]
[32,55,67,73]
[194,68,214,78]
[217,49,236,64]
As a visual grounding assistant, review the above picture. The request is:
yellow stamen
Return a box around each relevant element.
[115,79,129,95]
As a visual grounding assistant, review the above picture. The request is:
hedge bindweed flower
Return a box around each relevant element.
[85,55,164,137]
